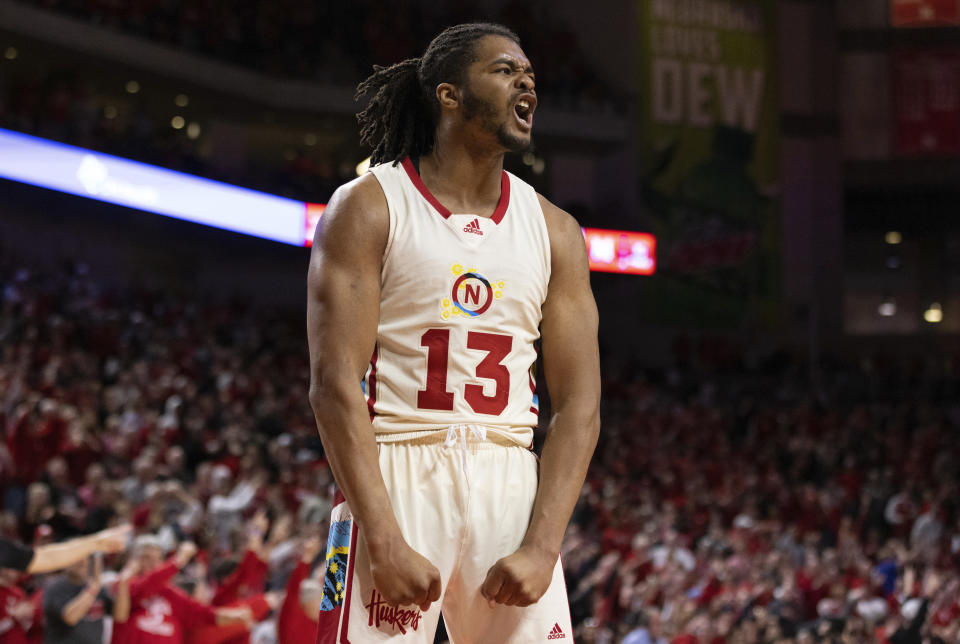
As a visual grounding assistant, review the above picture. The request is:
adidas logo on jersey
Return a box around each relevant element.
[463,218,483,235]
[547,623,566,639]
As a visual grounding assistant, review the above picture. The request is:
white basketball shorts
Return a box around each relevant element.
[314,426,574,643]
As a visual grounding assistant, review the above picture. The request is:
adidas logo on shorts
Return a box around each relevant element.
[463,218,483,235]
[547,622,566,639]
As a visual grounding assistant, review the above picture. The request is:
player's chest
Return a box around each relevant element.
[382,218,547,320]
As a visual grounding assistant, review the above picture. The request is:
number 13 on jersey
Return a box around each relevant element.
[417,329,512,415]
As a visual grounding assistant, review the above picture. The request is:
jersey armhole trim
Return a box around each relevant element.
[533,191,553,296]
[369,170,397,276]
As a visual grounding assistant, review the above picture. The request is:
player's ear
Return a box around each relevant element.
[436,83,459,111]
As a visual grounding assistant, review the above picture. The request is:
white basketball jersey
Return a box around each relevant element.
[364,157,550,446]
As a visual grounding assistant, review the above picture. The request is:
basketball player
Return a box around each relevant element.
[307,23,601,643]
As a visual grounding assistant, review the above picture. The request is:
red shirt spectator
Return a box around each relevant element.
[113,538,250,644]
[116,558,215,644]
[278,538,321,644]
[186,595,270,644]
[211,549,267,607]
[0,569,42,644]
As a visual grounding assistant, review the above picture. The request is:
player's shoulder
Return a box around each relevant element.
[327,173,388,222]
[536,193,584,247]
[314,173,389,247]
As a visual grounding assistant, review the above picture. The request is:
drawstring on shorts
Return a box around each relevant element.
[443,424,487,483]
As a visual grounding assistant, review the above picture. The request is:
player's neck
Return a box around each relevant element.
[419,138,505,217]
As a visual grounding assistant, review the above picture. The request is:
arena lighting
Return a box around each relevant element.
[355,156,371,176]
[0,127,307,245]
[924,302,943,323]
[0,128,656,273]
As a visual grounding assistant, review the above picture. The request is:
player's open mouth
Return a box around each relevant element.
[513,95,536,131]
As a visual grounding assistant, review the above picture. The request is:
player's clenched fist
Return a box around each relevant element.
[367,534,442,612]
[481,545,556,608]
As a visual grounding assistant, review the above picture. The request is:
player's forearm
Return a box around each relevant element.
[522,400,600,558]
[310,379,404,544]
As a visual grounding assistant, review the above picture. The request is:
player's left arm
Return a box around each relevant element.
[481,197,601,607]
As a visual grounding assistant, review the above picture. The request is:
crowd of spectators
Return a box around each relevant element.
[1,258,959,643]
[15,0,623,113]
[565,357,960,642]
[0,258,328,642]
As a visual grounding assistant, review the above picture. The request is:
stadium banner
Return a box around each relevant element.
[638,0,779,327]
[891,0,960,27]
[892,50,960,156]
[583,228,656,275]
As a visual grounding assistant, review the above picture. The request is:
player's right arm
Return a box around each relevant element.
[306,174,441,611]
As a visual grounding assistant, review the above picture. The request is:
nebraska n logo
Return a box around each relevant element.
[547,623,566,639]
[463,218,484,235]
[440,264,506,320]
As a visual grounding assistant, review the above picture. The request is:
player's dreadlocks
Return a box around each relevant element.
[356,23,520,166]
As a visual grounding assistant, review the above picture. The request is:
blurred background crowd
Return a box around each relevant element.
[1,259,958,643]
[0,0,624,203]
[16,0,622,103]
[0,259,329,643]
[567,355,960,643]
[2,0,960,642]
